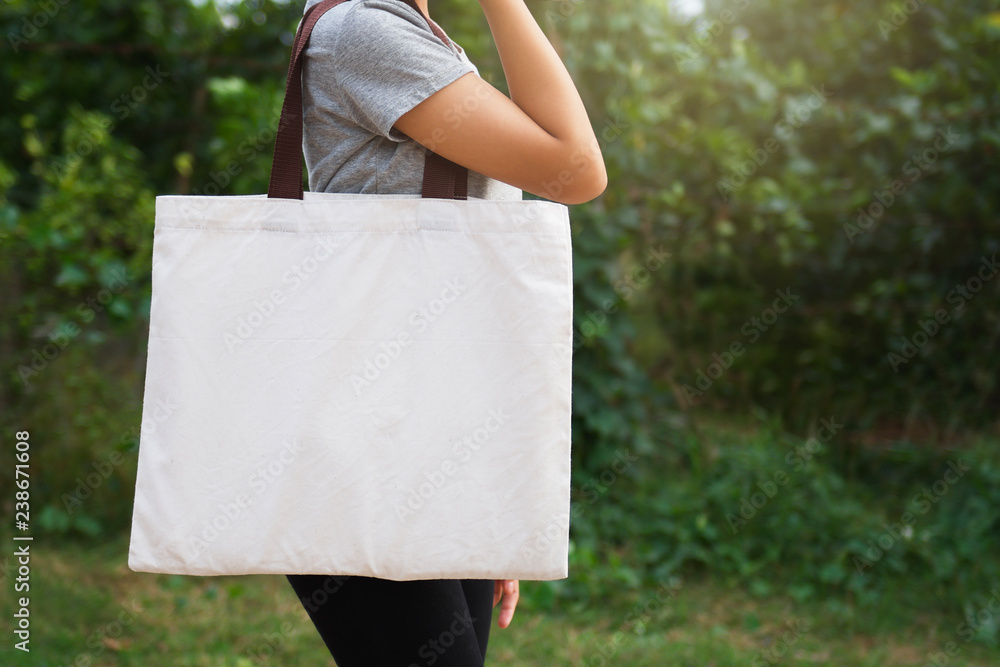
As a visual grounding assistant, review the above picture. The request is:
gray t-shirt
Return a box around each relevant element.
[301,0,521,200]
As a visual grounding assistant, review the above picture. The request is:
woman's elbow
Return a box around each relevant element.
[568,164,608,205]
[531,150,608,205]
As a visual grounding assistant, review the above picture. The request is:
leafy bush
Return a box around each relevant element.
[558,417,1000,622]
[550,0,1000,432]
[0,109,152,537]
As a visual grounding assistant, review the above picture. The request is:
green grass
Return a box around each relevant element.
[2,533,999,666]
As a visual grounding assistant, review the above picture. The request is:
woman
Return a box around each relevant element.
[285,0,606,664]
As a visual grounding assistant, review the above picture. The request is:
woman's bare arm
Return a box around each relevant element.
[393,0,607,205]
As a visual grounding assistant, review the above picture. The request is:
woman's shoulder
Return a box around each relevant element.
[308,0,433,47]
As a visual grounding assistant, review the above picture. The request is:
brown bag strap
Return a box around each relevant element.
[268,0,468,200]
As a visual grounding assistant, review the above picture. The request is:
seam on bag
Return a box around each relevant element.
[154,225,565,235]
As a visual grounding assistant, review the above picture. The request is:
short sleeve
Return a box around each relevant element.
[326,1,476,140]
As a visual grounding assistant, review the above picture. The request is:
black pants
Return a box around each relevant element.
[286,574,494,666]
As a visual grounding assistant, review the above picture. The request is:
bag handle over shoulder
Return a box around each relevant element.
[268,0,469,201]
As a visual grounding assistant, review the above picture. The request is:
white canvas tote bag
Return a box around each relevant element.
[127,0,573,580]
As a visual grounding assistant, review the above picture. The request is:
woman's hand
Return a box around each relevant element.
[493,579,519,628]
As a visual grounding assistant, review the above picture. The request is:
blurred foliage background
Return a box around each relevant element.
[2,0,1000,657]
